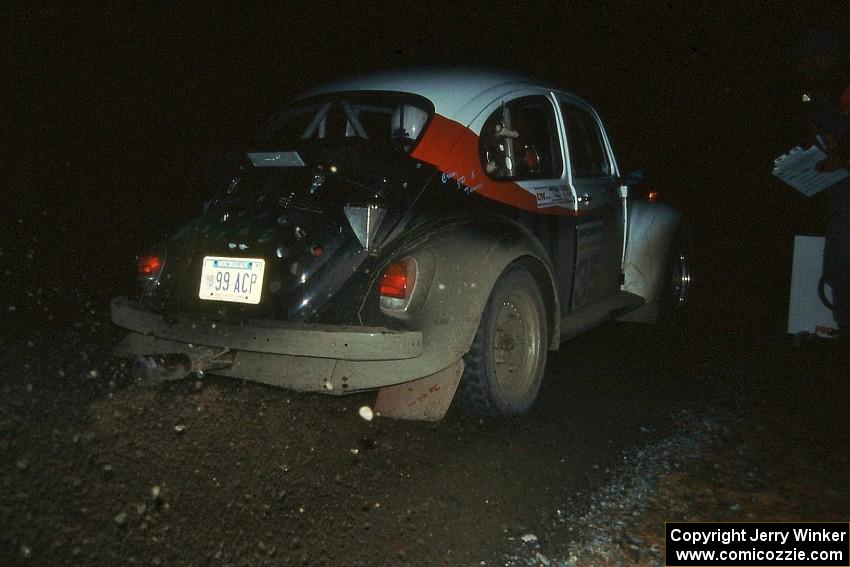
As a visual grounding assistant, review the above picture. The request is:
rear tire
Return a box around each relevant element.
[457,266,548,416]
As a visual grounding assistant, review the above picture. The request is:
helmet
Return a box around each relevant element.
[390,104,429,145]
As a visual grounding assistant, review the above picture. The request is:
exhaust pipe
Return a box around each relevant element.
[133,348,234,383]
[133,354,193,383]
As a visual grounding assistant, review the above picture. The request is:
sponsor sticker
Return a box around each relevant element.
[534,186,574,208]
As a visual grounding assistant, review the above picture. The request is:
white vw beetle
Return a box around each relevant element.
[111,68,691,420]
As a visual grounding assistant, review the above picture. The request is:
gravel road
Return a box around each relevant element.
[1,233,847,566]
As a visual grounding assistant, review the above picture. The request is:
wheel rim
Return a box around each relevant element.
[671,246,691,309]
[492,289,541,396]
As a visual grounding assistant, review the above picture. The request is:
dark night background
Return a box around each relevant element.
[2,4,850,564]
[5,2,849,331]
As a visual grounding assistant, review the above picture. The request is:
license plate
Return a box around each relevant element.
[198,256,265,304]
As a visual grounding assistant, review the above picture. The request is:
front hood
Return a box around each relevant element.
[150,146,434,323]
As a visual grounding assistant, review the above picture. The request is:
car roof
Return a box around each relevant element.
[300,68,551,126]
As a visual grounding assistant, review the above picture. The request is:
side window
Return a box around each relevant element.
[479,96,563,180]
[560,102,611,178]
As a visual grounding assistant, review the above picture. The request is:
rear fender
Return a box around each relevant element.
[336,218,560,385]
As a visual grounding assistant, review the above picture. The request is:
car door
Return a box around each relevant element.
[473,92,578,317]
[558,97,623,310]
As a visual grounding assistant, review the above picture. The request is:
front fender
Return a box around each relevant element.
[333,217,559,385]
[619,200,682,322]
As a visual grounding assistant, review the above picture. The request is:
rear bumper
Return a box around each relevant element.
[111,297,421,360]
[110,297,428,393]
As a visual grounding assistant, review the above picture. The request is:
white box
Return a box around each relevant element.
[787,235,838,338]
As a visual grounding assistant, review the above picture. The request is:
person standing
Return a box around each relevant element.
[793,30,850,339]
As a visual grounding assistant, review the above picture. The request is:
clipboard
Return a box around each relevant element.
[772,145,849,196]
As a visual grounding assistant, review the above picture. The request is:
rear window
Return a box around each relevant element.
[257,92,434,154]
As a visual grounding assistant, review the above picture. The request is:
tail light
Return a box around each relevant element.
[138,254,162,277]
[138,244,166,286]
[380,257,417,311]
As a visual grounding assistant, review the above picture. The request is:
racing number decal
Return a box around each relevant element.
[572,221,605,309]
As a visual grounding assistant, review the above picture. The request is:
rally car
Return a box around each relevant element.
[111,68,691,420]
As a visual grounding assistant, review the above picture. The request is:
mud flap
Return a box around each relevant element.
[373,359,464,421]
